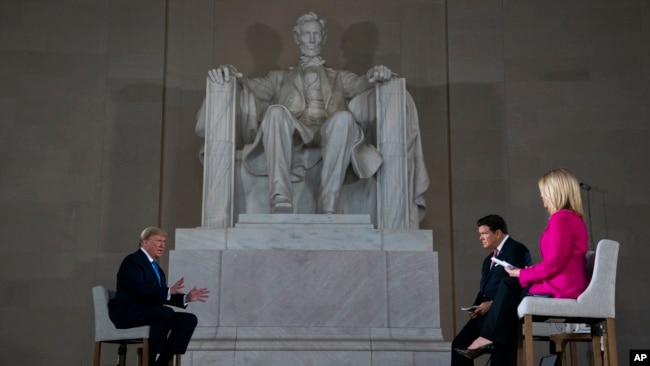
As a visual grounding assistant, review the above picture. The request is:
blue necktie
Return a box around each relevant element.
[151,260,162,286]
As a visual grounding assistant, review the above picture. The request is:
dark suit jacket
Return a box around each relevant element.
[474,237,532,305]
[109,249,186,328]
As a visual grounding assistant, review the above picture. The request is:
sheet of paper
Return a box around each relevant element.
[460,305,479,311]
[490,257,515,269]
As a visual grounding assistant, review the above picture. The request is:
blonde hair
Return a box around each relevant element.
[538,168,585,218]
[139,227,167,242]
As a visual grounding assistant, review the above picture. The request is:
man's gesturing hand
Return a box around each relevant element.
[187,286,210,303]
[170,277,185,295]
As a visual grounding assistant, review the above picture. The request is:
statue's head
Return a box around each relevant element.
[293,12,327,58]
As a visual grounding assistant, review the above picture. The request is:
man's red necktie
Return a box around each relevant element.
[490,249,498,268]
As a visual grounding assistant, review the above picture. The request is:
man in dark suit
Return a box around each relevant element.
[451,214,532,366]
[109,227,209,366]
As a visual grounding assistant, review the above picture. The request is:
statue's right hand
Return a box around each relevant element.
[208,65,243,84]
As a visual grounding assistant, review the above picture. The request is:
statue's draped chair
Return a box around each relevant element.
[174,77,444,366]
[197,77,428,229]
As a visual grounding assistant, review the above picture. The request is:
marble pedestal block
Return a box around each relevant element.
[169,215,451,366]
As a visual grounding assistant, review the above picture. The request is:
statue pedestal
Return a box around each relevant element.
[170,215,450,366]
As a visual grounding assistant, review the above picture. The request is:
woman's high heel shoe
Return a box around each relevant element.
[453,344,494,359]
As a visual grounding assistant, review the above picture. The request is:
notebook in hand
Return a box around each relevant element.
[460,305,479,311]
[490,257,515,269]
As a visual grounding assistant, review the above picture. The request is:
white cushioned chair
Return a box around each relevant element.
[93,285,151,366]
[516,239,619,366]
[92,286,182,366]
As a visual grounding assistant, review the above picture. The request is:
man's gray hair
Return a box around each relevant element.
[139,226,167,241]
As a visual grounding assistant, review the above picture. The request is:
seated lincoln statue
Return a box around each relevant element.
[196,12,429,226]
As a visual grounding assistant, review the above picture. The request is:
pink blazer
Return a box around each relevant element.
[519,209,589,299]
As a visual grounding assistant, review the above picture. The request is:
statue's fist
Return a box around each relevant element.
[366,65,395,83]
[208,65,243,84]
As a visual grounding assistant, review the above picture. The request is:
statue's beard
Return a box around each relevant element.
[300,44,322,58]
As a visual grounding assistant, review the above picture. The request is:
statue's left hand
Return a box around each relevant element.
[208,65,243,84]
[366,65,395,83]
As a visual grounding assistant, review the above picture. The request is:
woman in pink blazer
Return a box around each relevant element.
[456,168,589,362]
[516,168,589,298]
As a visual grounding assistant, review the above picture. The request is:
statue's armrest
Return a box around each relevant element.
[200,78,238,228]
[374,78,410,229]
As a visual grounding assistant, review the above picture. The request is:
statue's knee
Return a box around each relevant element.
[265,105,291,119]
[325,111,355,131]
[262,105,293,130]
[330,110,354,122]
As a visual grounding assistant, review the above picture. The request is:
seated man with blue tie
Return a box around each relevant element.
[451,215,532,366]
[109,227,209,366]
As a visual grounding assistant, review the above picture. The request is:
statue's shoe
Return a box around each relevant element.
[271,200,293,214]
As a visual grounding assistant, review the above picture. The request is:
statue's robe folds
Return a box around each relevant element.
[196,65,430,226]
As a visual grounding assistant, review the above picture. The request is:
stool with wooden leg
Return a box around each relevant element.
[136,348,181,366]
[92,286,151,366]
[549,331,602,366]
[516,240,619,366]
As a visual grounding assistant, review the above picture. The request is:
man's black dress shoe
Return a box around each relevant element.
[453,344,494,359]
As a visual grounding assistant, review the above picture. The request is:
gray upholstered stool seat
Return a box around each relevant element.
[517,239,619,366]
[92,285,181,366]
